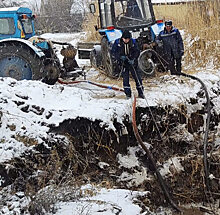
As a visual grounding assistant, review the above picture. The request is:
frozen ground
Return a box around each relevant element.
[0,32,220,214]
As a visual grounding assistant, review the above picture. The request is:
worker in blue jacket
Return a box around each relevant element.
[111,30,144,99]
[156,20,184,75]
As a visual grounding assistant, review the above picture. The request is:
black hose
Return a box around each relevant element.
[129,62,181,212]
[180,72,212,193]
[138,50,212,193]
[138,48,213,203]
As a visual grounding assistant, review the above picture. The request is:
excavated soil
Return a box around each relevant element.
[1,99,220,214]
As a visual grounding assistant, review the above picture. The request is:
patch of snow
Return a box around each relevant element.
[117,147,140,168]
[118,168,149,187]
[98,162,110,169]
[159,157,184,177]
[0,190,30,215]
[41,32,87,45]
[0,77,129,162]
[0,176,4,186]
[54,185,149,215]
[40,32,91,66]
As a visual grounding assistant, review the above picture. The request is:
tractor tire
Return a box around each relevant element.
[42,64,60,85]
[0,42,46,81]
[101,37,119,78]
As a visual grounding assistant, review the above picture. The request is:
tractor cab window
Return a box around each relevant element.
[0,18,15,35]
[114,0,154,28]
[21,18,33,34]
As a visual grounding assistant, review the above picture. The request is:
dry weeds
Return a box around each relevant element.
[82,2,102,42]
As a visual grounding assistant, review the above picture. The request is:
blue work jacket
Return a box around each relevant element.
[156,27,184,59]
[111,38,140,67]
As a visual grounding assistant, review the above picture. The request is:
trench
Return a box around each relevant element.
[1,101,220,213]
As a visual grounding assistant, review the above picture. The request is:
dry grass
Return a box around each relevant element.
[154,0,219,38]
[82,2,102,42]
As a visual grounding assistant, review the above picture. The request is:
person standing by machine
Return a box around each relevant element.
[156,20,184,75]
[112,30,144,99]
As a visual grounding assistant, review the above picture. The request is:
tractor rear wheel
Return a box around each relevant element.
[0,42,45,81]
[101,37,119,78]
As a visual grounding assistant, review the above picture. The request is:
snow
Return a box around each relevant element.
[159,157,184,177]
[53,184,149,215]
[40,32,90,67]
[0,7,20,11]
[0,0,41,13]
[1,64,219,213]
[1,59,216,164]
[117,147,140,168]
[0,28,219,215]
[0,76,128,162]
[40,32,87,45]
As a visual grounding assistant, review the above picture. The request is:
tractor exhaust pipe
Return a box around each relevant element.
[105,0,113,28]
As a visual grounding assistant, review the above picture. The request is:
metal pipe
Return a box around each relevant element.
[100,1,107,28]
[105,0,113,27]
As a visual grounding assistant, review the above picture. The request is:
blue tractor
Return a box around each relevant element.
[89,0,165,77]
[0,7,74,84]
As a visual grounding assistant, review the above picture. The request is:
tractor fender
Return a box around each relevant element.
[99,29,122,43]
[150,22,165,41]
[0,38,59,84]
[0,38,45,58]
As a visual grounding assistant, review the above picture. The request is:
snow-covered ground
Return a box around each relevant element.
[54,185,149,215]
[0,32,220,215]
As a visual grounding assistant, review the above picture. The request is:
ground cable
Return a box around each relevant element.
[58,78,124,92]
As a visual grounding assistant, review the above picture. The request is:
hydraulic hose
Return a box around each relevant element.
[180,72,212,193]
[139,48,212,195]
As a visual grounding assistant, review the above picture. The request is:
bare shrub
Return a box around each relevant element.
[35,0,85,33]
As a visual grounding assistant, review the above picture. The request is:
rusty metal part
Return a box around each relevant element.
[61,45,77,58]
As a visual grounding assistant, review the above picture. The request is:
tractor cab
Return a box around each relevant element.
[114,0,155,30]
[92,0,155,31]
[0,7,36,40]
